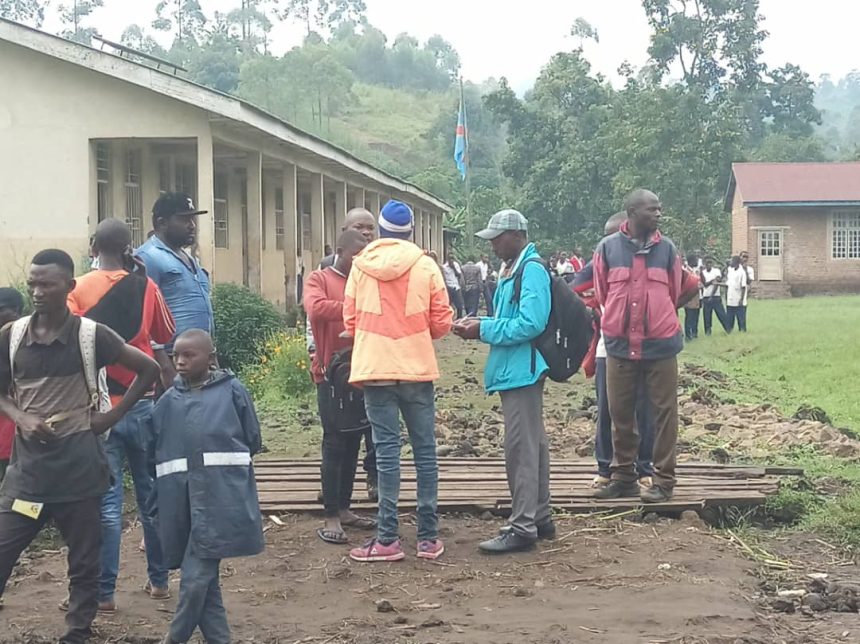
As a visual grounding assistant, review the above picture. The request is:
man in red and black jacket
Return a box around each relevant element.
[592,189,684,504]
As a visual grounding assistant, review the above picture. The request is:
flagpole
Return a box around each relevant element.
[461,77,474,242]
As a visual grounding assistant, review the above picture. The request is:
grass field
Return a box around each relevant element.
[683,295,860,432]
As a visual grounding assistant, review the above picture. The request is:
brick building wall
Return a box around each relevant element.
[747,207,860,296]
[730,189,749,256]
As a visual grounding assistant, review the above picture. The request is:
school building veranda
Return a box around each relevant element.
[0,18,449,309]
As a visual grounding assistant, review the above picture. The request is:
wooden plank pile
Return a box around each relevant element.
[255,458,802,515]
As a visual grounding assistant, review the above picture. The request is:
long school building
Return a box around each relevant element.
[0,19,449,309]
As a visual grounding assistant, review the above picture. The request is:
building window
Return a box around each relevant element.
[96,143,111,222]
[125,148,143,246]
[760,230,781,257]
[158,158,171,195]
[832,210,860,259]
[275,188,285,250]
[176,162,196,200]
[214,173,229,249]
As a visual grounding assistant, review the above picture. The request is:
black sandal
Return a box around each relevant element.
[316,527,348,545]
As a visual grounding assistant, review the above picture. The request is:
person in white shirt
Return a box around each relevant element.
[442,252,465,318]
[477,254,494,315]
[739,251,754,332]
[555,252,574,275]
[724,255,748,332]
[699,257,729,335]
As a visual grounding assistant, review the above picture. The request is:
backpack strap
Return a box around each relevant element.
[78,317,112,412]
[509,258,552,375]
[8,316,31,382]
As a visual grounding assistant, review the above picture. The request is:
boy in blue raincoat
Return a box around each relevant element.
[149,329,264,644]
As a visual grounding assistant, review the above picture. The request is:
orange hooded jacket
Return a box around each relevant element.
[343,238,453,383]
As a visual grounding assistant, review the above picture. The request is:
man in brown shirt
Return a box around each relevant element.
[0,249,159,644]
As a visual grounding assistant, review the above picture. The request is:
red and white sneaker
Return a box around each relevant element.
[349,539,405,563]
[417,539,445,560]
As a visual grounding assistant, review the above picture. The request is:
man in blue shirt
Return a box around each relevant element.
[453,210,553,554]
[136,193,214,346]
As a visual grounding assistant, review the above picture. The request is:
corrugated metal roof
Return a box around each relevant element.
[727,162,860,209]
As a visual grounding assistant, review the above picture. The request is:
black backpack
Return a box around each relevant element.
[324,348,370,433]
[512,258,594,382]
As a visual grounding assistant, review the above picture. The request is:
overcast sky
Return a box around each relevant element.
[41,0,860,91]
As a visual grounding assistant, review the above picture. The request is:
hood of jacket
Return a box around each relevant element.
[353,238,424,282]
[173,368,235,392]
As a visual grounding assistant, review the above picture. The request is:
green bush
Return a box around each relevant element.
[212,283,286,371]
[241,331,313,401]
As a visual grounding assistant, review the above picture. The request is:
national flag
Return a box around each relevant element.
[454,80,469,180]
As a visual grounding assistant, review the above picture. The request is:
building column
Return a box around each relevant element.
[354,186,366,211]
[310,172,324,269]
[416,210,424,248]
[283,163,298,306]
[334,180,347,236]
[196,134,215,274]
[424,210,432,252]
[246,151,263,294]
[436,212,444,255]
[368,191,380,215]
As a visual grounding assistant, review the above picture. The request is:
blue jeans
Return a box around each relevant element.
[100,399,168,602]
[364,382,438,544]
[168,541,230,644]
[594,358,654,478]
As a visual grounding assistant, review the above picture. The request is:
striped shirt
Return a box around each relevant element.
[0,312,124,503]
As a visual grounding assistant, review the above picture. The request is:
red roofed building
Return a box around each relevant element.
[725,162,860,296]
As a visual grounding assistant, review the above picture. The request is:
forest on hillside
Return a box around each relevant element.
[4,0,860,255]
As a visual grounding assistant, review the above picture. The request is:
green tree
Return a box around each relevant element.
[642,0,767,91]
[279,0,365,34]
[59,0,104,45]
[763,64,821,137]
[120,24,169,58]
[227,0,276,53]
[0,0,46,26]
[570,17,599,48]
[153,0,208,44]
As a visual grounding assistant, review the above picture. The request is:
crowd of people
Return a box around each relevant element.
[0,186,756,641]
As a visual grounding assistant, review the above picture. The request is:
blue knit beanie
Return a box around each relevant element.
[379,200,414,238]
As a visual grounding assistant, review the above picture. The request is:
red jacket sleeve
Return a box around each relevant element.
[592,246,609,308]
[304,270,344,324]
[148,280,176,345]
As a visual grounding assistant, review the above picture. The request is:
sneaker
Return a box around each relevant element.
[59,597,116,613]
[591,475,611,489]
[349,539,405,563]
[638,476,654,489]
[479,530,536,554]
[592,480,640,500]
[641,485,674,503]
[417,539,445,560]
[144,580,171,600]
[366,477,379,502]
[500,520,557,541]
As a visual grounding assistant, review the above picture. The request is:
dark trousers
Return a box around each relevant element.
[447,287,465,318]
[0,497,101,644]
[317,384,363,517]
[726,305,748,332]
[463,288,480,317]
[702,296,728,334]
[483,284,494,316]
[684,307,700,340]
[168,541,229,644]
[594,358,654,478]
[363,431,377,480]
[606,356,678,489]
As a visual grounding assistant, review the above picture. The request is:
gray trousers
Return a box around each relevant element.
[169,542,230,644]
[500,379,551,539]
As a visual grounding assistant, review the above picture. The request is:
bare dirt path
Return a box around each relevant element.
[1,512,857,643]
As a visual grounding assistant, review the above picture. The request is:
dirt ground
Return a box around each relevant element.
[2,337,860,643]
[2,511,858,644]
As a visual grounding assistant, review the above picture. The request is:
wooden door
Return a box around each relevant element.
[758,229,783,281]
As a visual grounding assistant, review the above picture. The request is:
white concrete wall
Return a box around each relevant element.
[0,40,212,280]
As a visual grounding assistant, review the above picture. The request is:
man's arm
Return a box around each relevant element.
[592,246,609,307]
[92,340,159,435]
[234,382,263,456]
[428,260,454,339]
[148,281,177,388]
[479,263,550,346]
[303,271,344,323]
[342,269,358,337]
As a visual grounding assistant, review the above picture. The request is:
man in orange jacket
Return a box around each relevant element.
[344,200,453,563]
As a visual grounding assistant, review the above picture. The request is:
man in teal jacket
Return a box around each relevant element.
[453,210,553,553]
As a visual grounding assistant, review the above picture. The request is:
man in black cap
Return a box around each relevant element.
[136,193,213,345]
